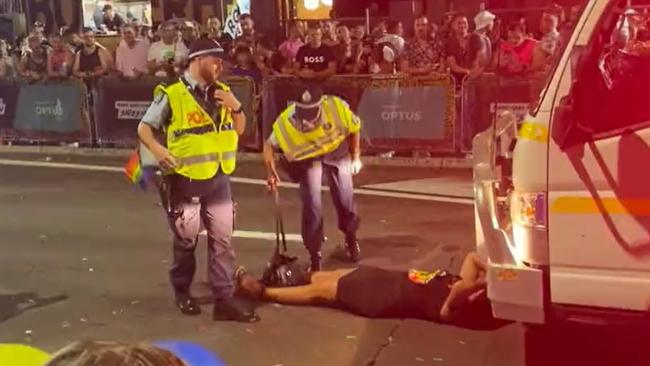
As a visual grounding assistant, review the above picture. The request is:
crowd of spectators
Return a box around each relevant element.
[0,4,580,88]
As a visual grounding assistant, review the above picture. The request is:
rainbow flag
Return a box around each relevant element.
[124,149,152,190]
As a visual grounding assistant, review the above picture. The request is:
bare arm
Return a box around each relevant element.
[232,111,246,136]
[46,53,55,77]
[17,55,28,77]
[349,132,360,158]
[446,55,471,76]
[72,52,83,77]
[137,122,165,154]
[313,61,336,79]
[94,48,111,76]
[263,141,278,177]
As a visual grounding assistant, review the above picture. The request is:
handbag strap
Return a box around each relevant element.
[274,190,288,255]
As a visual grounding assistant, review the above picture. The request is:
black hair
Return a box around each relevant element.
[81,27,94,34]
[452,13,468,22]
[102,4,113,12]
[240,13,252,21]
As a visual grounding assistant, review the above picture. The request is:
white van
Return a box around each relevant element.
[474,0,650,325]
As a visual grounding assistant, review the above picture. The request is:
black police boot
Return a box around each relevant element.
[310,251,322,272]
[213,297,260,323]
[175,294,201,316]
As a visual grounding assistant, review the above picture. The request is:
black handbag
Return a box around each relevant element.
[261,191,311,287]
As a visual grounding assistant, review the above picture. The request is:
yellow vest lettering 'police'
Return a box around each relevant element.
[155,81,239,179]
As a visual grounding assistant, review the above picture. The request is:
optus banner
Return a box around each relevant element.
[14,81,85,133]
[357,85,447,140]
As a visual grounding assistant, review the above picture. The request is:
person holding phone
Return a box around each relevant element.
[137,39,257,322]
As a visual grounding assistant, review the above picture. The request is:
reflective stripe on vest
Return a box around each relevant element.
[178,151,238,166]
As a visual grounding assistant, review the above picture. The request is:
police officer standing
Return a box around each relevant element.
[137,39,259,322]
[263,86,363,271]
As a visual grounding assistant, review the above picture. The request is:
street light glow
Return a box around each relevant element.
[304,0,319,10]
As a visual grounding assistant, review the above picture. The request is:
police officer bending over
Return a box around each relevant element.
[264,86,363,271]
[137,39,259,322]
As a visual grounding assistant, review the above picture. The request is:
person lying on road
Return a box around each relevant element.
[236,252,493,326]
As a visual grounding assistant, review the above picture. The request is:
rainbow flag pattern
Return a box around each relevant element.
[124,149,153,190]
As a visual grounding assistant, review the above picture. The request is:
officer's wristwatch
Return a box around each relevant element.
[233,105,244,115]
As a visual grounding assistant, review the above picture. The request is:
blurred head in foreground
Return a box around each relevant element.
[44,341,186,366]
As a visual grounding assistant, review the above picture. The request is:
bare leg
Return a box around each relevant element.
[458,252,486,282]
[440,252,487,321]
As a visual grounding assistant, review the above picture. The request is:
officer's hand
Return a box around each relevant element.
[266,172,280,192]
[153,145,178,171]
[350,157,363,175]
[214,90,242,111]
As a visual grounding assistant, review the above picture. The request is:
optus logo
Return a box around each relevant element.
[35,99,64,119]
[380,105,422,123]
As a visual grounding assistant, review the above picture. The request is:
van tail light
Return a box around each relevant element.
[512,192,547,230]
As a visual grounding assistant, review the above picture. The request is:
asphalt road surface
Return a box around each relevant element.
[1,153,649,366]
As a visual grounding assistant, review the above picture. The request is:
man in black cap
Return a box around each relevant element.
[263,84,363,271]
[137,39,259,322]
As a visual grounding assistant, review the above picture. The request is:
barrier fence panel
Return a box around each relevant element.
[94,76,161,146]
[0,80,19,130]
[2,79,91,144]
[93,76,260,150]
[226,76,260,151]
[459,73,547,153]
[262,74,457,154]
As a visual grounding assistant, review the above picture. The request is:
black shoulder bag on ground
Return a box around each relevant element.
[261,191,311,287]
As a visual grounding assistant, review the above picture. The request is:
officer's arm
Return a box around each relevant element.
[263,140,277,175]
[232,110,246,136]
[137,95,170,155]
[349,132,361,159]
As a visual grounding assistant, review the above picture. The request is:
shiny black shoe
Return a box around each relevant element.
[175,295,201,316]
[213,298,260,323]
[346,240,361,263]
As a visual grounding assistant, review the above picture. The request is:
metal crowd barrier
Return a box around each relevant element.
[262,73,458,154]
[0,72,553,156]
[458,73,547,153]
[0,75,260,150]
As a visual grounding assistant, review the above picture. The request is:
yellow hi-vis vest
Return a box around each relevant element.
[154,80,239,179]
[272,96,361,162]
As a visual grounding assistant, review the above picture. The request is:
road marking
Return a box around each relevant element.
[0,159,474,205]
[199,229,303,242]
